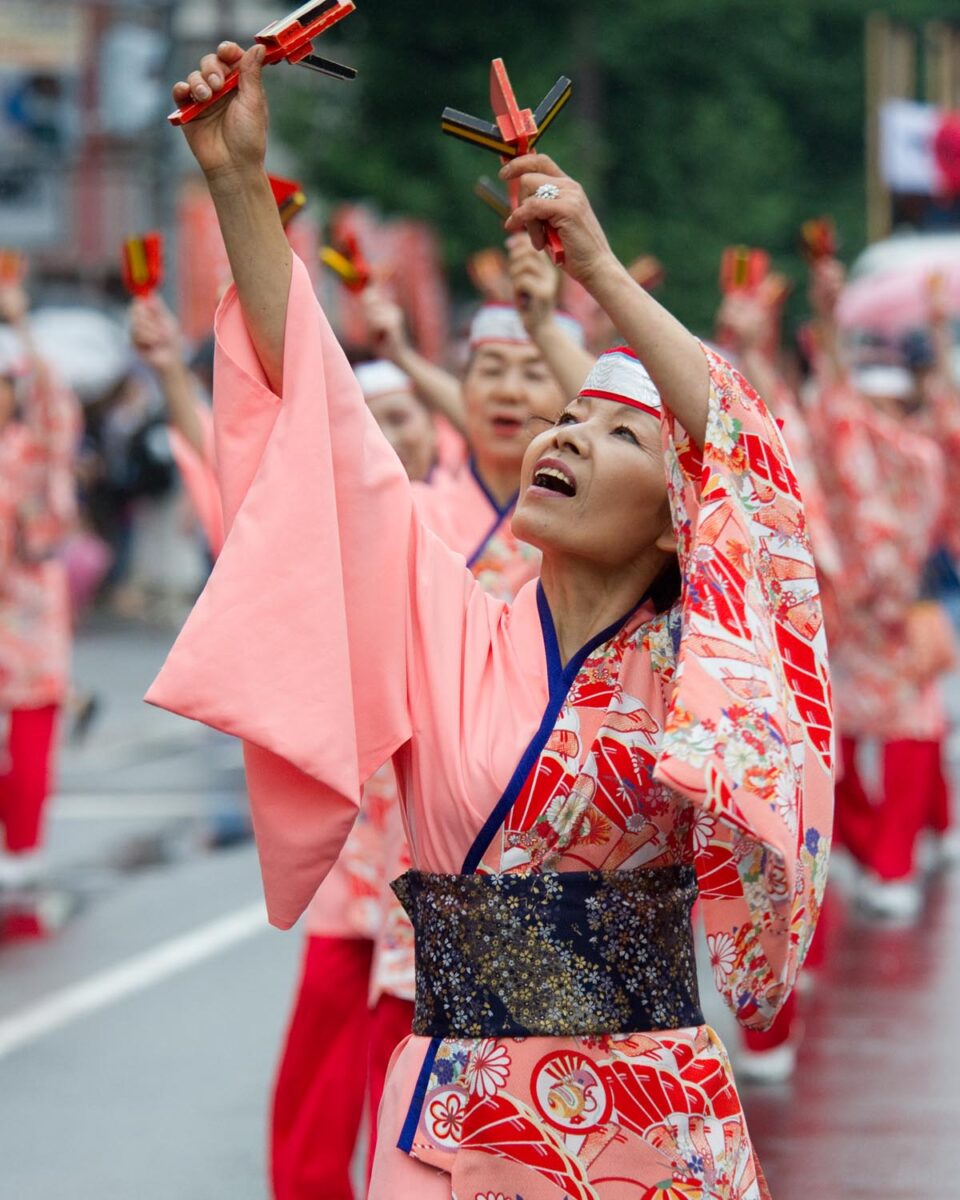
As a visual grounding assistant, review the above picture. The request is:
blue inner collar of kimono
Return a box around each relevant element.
[460,582,648,877]
[468,456,519,519]
[537,580,646,687]
[465,456,520,570]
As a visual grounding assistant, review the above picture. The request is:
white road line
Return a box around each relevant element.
[0,903,268,1061]
[52,793,231,819]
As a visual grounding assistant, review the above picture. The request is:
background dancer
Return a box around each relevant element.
[806,255,959,921]
[0,277,81,919]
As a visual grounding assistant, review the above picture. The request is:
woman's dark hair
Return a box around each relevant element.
[650,554,682,613]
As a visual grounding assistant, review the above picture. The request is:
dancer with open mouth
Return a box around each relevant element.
[151,41,832,1198]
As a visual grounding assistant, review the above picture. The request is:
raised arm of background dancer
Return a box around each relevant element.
[506,232,594,400]
[717,293,781,410]
[503,154,709,446]
[360,287,467,436]
[130,295,206,456]
[807,258,847,387]
[172,42,289,396]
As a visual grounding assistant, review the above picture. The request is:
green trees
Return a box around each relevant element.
[270,0,950,331]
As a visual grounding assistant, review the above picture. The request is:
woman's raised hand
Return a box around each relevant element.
[360,287,409,361]
[171,42,268,178]
[808,258,845,324]
[501,155,617,293]
[130,295,183,374]
[506,232,560,334]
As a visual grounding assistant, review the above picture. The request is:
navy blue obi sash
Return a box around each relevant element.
[391,863,703,1039]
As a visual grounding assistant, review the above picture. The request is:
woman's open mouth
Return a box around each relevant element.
[491,415,523,437]
[531,457,577,497]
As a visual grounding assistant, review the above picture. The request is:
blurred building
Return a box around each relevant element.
[0,0,277,292]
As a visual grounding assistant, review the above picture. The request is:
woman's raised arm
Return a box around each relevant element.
[172,42,290,394]
[503,153,710,446]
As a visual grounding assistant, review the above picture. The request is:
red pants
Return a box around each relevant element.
[0,705,59,853]
[272,936,373,1200]
[270,937,415,1200]
[835,736,949,880]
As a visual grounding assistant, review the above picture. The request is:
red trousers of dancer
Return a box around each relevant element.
[272,936,373,1200]
[271,936,415,1200]
[0,705,59,853]
[835,736,949,881]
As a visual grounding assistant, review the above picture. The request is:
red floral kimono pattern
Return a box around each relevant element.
[0,366,80,710]
[804,378,946,739]
[771,382,841,589]
[403,351,832,1200]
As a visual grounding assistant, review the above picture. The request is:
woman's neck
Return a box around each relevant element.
[540,550,666,667]
[473,456,521,509]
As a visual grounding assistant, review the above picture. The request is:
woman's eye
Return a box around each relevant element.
[613,425,639,444]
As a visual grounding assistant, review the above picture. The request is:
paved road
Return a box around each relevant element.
[0,619,301,1200]
[742,873,960,1199]
[1,618,958,1198]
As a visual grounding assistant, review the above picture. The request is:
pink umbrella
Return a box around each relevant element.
[837,256,960,336]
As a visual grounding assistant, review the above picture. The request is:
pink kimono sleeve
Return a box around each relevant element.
[655,346,834,1031]
[147,257,492,928]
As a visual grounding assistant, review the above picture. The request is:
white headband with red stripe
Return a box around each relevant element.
[469,303,585,350]
[579,347,662,419]
[354,359,414,401]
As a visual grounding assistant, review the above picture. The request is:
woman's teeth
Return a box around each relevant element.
[533,467,576,496]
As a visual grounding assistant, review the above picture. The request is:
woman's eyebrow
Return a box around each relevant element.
[565,395,592,413]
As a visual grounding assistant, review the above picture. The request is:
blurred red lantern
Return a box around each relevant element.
[934,111,960,195]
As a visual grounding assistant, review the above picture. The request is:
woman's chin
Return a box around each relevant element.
[511,506,565,554]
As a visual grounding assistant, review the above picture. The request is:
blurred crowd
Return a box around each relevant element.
[1,178,959,1194]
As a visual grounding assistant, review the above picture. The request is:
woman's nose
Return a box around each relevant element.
[491,371,529,403]
[554,426,584,456]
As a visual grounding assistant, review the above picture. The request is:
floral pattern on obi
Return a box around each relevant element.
[393,865,701,1038]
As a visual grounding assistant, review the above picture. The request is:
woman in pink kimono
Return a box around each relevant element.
[0,289,80,891]
[153,44,833,1198]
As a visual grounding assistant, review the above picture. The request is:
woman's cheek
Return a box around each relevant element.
[520,429,554,486]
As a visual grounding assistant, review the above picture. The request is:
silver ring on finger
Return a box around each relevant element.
[534,183,561,201]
